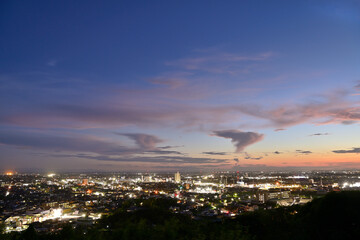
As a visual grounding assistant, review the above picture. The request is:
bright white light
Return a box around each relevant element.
[93,192,105,196]
[47,173,56,177]
[52,208,63,218]
[350,182,360,187]
[343,182,360,188]
[287,175,308,179]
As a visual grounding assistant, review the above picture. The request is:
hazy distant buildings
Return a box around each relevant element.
[220,175,227,185]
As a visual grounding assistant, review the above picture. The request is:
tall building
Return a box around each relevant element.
[82,178,88,185]
[220,175,227,185]
[175,172,181,183]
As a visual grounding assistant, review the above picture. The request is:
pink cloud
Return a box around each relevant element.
[235,90,360,127]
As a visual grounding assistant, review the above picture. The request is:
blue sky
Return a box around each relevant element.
[0,1,360,172]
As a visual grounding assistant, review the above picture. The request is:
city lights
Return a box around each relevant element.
[1,1,359,238]
[0,170,359,233]
[5,171,14,176]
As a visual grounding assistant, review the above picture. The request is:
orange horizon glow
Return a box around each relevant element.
[5,171,14,176]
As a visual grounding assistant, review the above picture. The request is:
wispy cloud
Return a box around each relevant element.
[117,133,163,150]
[0,130,183,159]
[0,130,133,155]
[309,133,330,136]
[333,147,360,154]
[236,90,360,127]
[213,130,264,152]
[47,59,58,67]
[1,72,360,133]
[144,149,183,155]
[51,153,229,164]
[148,78,185,89]
[165,51,274,74]
[202,151,227,155]
[0,129,230,166]
[1,102,239,130]
[296,150,313,155]
[244,152,263,160]
[274,128,286,131]
[158,145,183,149]
[354,82,360,91]
[2,88,360,131]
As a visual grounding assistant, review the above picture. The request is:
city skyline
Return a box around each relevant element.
[1,1,360,171]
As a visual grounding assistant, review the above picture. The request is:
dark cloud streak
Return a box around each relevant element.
[296,150,312,155]
[309,133,329,136]
[203,151,227,155]
[333,147,360,154]
[213,130,264,152]
[244,152,263,160]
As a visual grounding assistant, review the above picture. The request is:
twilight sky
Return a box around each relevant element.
[1,1,360,172]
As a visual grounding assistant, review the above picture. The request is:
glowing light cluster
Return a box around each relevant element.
[343,182,360,188]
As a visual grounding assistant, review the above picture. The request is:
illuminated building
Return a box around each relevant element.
[144,176,152,182]
[82,179,88,185]
[256,190,291,203]
[175,172,181,183]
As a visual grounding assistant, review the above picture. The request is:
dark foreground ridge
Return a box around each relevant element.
[1,191,359,240]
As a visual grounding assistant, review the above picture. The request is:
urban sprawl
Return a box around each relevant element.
[1,170,360,233]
